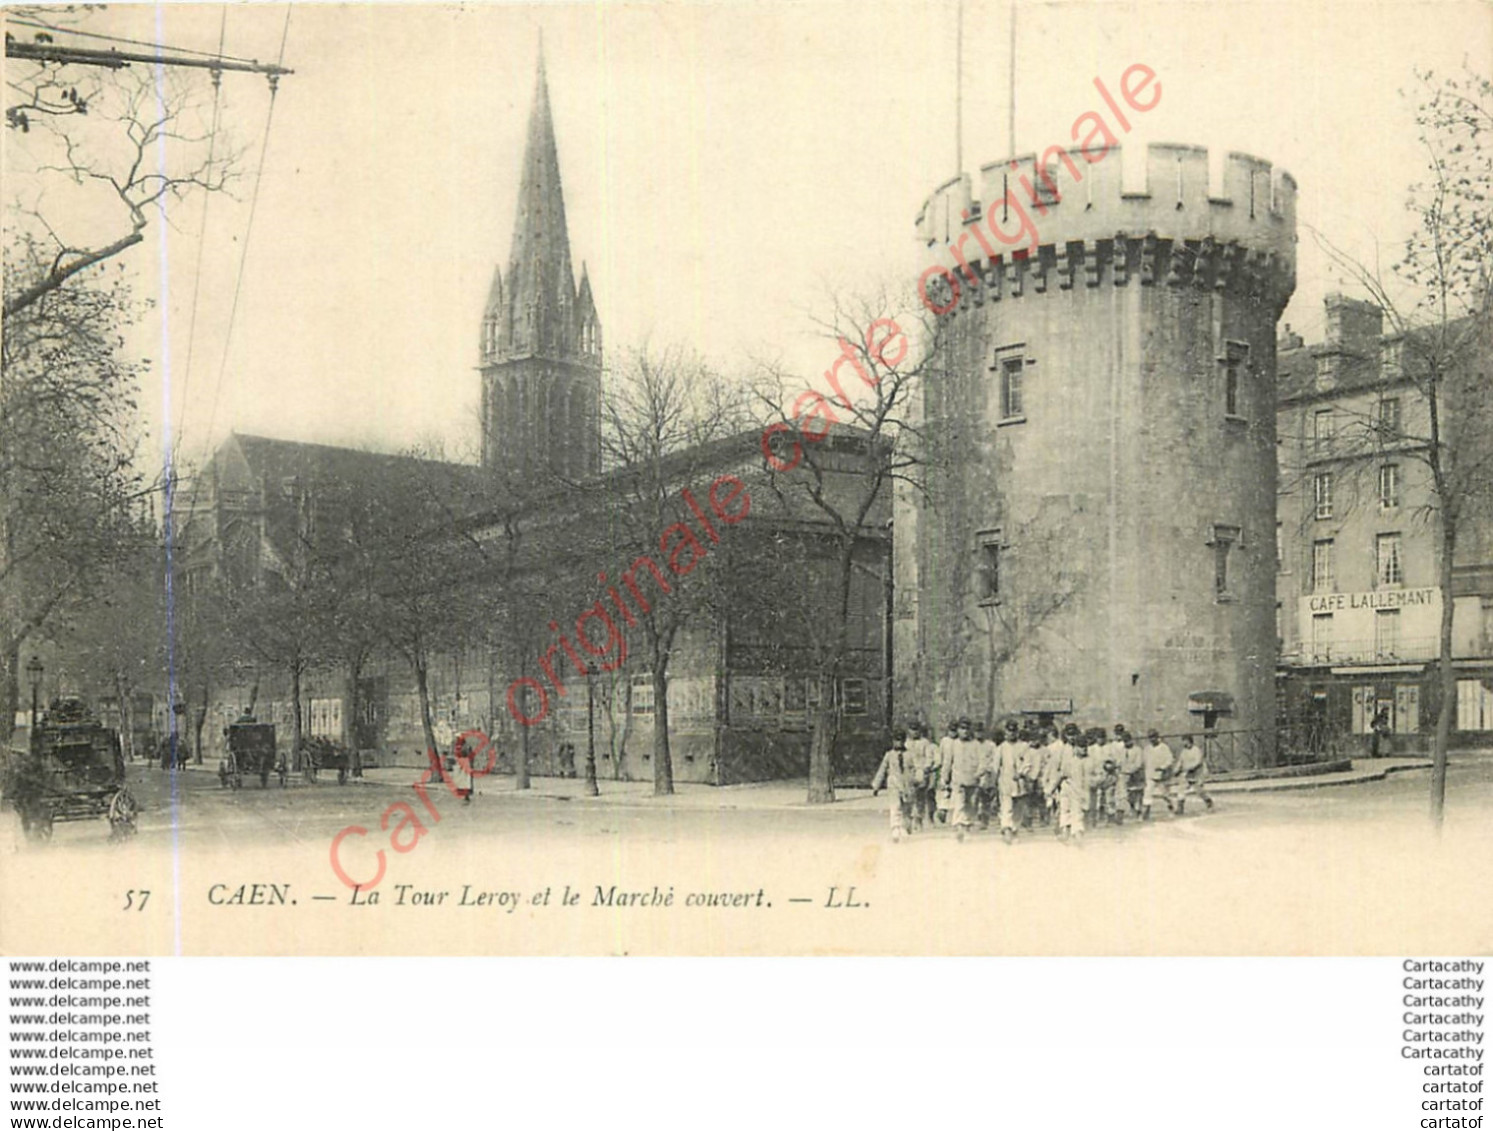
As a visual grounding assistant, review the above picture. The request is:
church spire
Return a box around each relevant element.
[499,36,576,359]
[479,41,601,483]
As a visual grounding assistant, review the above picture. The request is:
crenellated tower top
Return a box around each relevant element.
[915,144,1297,315]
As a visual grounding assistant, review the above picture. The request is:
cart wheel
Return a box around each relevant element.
[337,767,348,786]
[260,769,270,788]
[108,790,138,838]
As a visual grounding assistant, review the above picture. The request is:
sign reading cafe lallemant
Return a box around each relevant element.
[1300,587,1441,659]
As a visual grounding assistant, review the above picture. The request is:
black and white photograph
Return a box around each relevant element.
[1,0,1491,961]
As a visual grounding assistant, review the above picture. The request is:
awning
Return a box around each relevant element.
[1020,697,1073,715]
[1187,691,1235,713]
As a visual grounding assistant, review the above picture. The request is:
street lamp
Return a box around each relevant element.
[584,665,599,797]
[25,655,43,735]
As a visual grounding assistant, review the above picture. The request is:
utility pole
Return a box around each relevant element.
[5,36,293,80]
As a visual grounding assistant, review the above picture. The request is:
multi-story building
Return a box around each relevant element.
[1276,294,1493,752]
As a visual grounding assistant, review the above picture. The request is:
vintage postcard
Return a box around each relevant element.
[2,0,1491,956]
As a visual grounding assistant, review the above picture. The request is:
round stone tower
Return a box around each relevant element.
[894,143,1296,762]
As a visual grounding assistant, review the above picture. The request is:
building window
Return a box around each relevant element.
[1456,679,1493,731]
[1375,609,1401,658]
[976,530,1003,604]
[1376,532,1403,587]
[1275,522,1284,572]
[1311,612,1334,660]
[1000,356,1024,420]
[1222,341,1248,418]
[1311,539,1334,593]
[1379,464,1401,509]
[1315,354,1336,388]
[1381,339,1404,377]
[840,678,868,716]
[1210,525,1240,599]
[631,675,655,715]
[1313,409,1335,453]
[1380,397,1402,437]
[1314,472,1334,520]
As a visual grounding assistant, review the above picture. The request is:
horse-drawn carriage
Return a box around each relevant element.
[4,697,136,840]
[219,716,287,789]
[300,736,353,785]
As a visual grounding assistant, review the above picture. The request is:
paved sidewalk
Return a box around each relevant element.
[344,753,1468,808]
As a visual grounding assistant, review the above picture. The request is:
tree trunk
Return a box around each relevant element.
[2,637,21,748]
[290,663,305,772]
[517,719,530,789]
[613,675,633,781]
[192,678,209,766]
[1430,518,1457,830]
[114,671,135,762]
[807,697,837,804]
[652,663,673,796]
[413,656,439,779]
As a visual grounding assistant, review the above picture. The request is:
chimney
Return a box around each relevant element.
[1323,293,1383,357]
[1278,322,1304,351]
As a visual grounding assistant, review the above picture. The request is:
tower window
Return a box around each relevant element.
[1210,524,1240,599]
[976,530,1004,604]
[1000,356,1024,420]
[1221,341,1248,419]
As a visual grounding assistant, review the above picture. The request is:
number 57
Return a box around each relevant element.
[123,890,150,911]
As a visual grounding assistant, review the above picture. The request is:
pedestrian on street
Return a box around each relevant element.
[1142,729,1176,820]
[942,718,983,841]
[974,720,997,831]
[995,718,1024,843]
[871,727,916,841]
[1171,734,1215,815]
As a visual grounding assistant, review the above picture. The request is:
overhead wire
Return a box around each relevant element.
[182,4,292,520]
[170,7,228,471]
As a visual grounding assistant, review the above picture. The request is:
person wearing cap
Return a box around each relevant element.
[995,718,1024,842]
[1141,729,1176,820]
[1040,725,1071,834]
[1051,729,1095,841]
[973,720,998,830]
[941,717,983,841]
[1171,734,1215,815]
[871,727,916,841]
[1086,727,1118,825]
[1117,728,1144,817]
[902,721,933,831]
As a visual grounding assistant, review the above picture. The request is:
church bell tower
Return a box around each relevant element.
[479,45,602,484]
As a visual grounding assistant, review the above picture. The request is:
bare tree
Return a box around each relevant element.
[4,48,242,321]
[589,342,752,795]
[1311,64,1493,828]
[749,284,937,803]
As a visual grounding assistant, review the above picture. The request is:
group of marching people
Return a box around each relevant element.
[870,716,1215,843]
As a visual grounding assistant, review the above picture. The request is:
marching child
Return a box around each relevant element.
[871,728,916,841]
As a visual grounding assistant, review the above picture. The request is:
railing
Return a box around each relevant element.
[1154,724,1341,772]
[1295,635,1439,664]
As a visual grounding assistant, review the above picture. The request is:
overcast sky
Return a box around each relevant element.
[5,0,1490,467]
